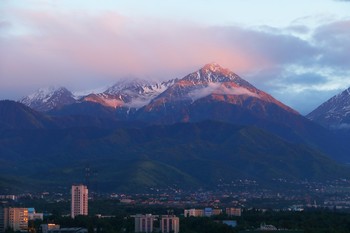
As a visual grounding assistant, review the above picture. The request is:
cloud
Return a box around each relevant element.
[188,83,259,102]
[0,8,350,114]
[0,10,316,91]
[334,123,350,130]
[313,20,350,69]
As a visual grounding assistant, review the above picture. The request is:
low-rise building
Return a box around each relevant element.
[212,209,222,216]
[226,207,241,216]
[40,224,61,233]
[40,224,86,233]
[0,196,16,201]
[184,209,204,217]
[184,208,222,217]
[28,208,44,221]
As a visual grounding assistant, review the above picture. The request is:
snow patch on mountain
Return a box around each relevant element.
[73,86,110,99]
[307,87,350,129]
[20,86,76,111]
[21,86,61,104]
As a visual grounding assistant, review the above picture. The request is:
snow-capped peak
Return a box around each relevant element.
[105,78,153,95]
[181,64,255,90]
[20,86,76,112]
[202,63,228,73]
[307,86,350,128]
[78,78,177,109]
[22,86,66,104]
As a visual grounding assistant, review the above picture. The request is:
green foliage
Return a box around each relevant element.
[180,217,237,233]
[0,121,349,192]
[10,198,350,233]
[236,209,350,233]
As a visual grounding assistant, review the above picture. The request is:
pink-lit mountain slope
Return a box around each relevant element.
[81,79,176,109]
[136,63,300,124]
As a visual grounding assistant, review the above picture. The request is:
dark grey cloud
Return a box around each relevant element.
[212,26,318,66]
[313,20,350,69]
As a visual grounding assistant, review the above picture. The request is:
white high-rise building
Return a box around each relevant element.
[160,215,179,233]
[71,184,88,218]
[133,214,156,233]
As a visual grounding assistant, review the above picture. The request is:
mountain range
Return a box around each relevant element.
[19,63,350,133]
[20,64,312,137]
[1,63,349,193]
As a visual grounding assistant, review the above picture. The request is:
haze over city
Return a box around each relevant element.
[1,0,350,114]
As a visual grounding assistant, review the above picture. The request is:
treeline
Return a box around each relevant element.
[233,209,350,233]
[9,198,350,233]
[21,209,350,233]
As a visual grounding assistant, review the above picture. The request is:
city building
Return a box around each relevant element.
[133,214,156,233]
[258,223,277,231]
[226,208,242,216]
[40,224,61,233]
[184,208,222,217]
[71,184,88,218]
[212,209,222,216]
[28,208,44,221]
[222,220,237,228]
[40,224,87,233]
[204,208,213,217]
[0,205,4,233]
[60,228,87,233]
[3,207,28,231]
[184,209,204,217]
[160,215,179,233]
[0,196,16,201]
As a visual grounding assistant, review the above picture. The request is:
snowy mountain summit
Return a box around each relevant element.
[20,86,76,112]
[19,63,297,116]
[80,78,176,109]
[143,63,297,114]
[307,87,350,129]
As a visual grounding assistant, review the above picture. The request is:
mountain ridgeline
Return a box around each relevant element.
[1,63,349,192]
[307,87,350,129]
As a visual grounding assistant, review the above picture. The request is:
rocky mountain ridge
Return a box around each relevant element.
[307,87,350,129]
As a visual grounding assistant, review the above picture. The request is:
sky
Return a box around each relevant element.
[1,0,350,114]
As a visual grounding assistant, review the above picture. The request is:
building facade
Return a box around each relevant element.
[0,205,4,233]
[3,207,28,231]
[71,184,88,218]
[184,209,204,217]
[160,215,179,233]
[28,208,44,221]
[133,214,156,233]
[225,208,241,216]
[40,224,61,233]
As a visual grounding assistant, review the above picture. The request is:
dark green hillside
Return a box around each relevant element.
[0,100,56,129]
[0,121,349,192]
